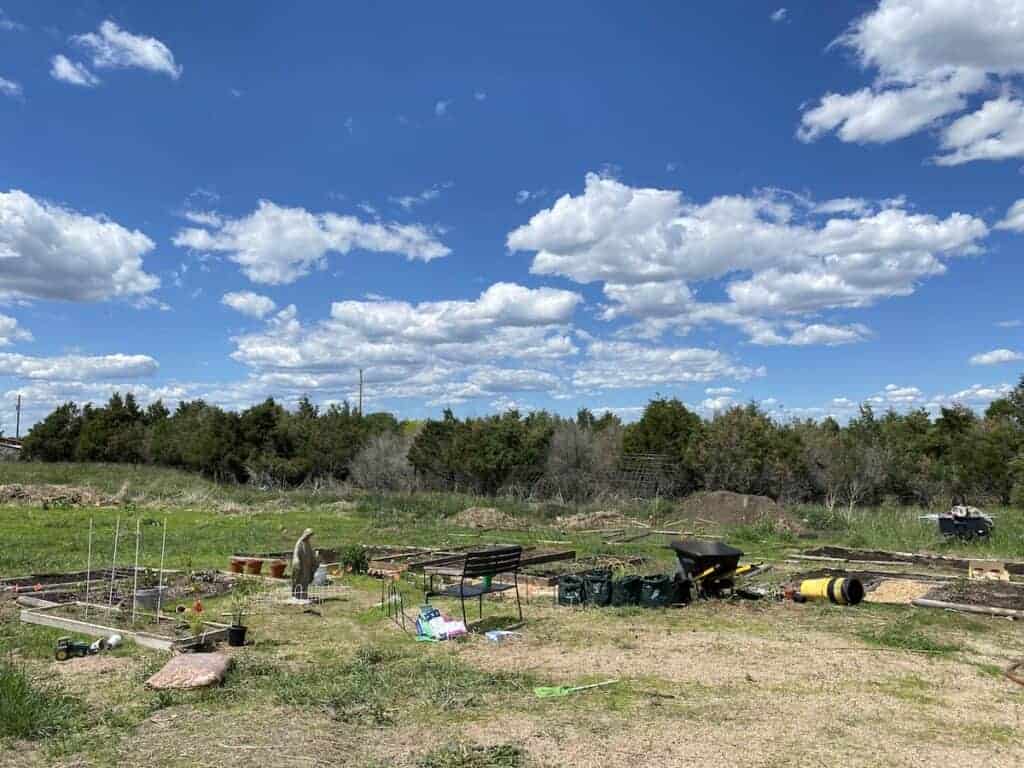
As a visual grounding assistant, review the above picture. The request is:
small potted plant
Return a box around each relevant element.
[227,586,251,647]
[179,600,211,651]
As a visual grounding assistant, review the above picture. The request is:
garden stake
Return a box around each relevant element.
[131,518,141,623]
[107,516,121,613]
[156,518,167,622]
[84,517,93,619]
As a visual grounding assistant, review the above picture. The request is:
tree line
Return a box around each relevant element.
[17,373,1024,508]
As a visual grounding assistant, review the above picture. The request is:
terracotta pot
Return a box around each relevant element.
[229,557,246,574]
[244,558,263,575]
[268,560,287,578]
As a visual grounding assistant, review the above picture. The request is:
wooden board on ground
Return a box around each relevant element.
[19,602,228,651]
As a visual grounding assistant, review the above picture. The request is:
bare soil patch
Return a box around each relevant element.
[804,546,1024,576]
[926,580,1024,611]
[677,490,799,531]
[452,506,519,529]
[555,509,636,530]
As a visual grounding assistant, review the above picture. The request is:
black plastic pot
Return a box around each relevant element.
[227,625,247,647]
[557,574,586,607]
[640,575,674,608]
[611,575,642,606]
[582,569,613,607]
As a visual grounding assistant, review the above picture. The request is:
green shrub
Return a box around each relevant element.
[340,544,370,574]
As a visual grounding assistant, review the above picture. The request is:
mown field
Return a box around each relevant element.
[1,462,1023,768]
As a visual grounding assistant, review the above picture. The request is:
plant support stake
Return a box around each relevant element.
[155,518,167,622]
[131,518,141,624]
[84,518,94,619]
[107,517,121,612]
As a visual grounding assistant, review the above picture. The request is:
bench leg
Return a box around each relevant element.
[479,591,483,620]
[514,574,522,622]
[459,578,468,627]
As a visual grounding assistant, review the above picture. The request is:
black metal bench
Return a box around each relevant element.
[423,545,523,625]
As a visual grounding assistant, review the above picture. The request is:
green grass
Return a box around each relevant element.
[858,611,966,655]
[872,674,938,706]
[791,504,1024,560]
[0,658,86,742]
[264,643,536,725]
[414,743,527,768]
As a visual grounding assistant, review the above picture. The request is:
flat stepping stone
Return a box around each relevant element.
[146,652,232,690]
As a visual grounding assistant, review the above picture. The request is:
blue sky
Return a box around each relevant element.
[1,0,1023,431]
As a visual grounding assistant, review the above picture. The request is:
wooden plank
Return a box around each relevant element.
[520,550,575,568]
[912,598,1024,619]
[15,596,60,609]
[19,603,228,652]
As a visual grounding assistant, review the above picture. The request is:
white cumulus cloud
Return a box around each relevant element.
[173,199,451,285]
[227,283,581,406]
[969,348,1024,365]
[72,20,181,79]
[0,76,21,98]
[0,352,158,380]
[572,340,764,391]
[996,198,1024,231]
[798,0,1024,165]
[0,189,160,302]
[508,173,986,345]
[50,54,101,87]
[0,314,31,347]
[221,291,277,318]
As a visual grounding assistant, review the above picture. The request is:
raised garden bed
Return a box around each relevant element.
[19,601,229,652]
[800,546,1024,575]
[0,567,139,592]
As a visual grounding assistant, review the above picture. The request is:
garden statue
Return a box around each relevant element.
[291,528,317,599]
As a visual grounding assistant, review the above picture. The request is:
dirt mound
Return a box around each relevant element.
[0,483,115,507]
[677,490,796,530]
[451,506,518,529]
[555,509,637,531]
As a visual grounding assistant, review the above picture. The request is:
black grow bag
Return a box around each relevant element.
[611,575,642,606]
[640,574,675,608]
[557,574,586,607]
[582,569,613,607]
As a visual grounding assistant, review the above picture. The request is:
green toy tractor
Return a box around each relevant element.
[54,636,95,661]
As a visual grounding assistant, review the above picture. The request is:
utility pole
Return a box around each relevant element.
[15,395,20,439]
[358,369,363,416]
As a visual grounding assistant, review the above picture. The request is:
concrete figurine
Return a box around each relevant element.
[291,528,317,599]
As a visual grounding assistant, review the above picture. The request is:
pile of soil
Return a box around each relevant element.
[555,509,637,531]
[0,483,115,507]
[924,580,1024,611]
[677,490,798,531]
[451,506,518,529]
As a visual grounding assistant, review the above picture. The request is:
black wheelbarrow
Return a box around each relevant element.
[669,539,755,599]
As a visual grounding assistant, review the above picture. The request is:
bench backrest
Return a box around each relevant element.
[461,545,523,578]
